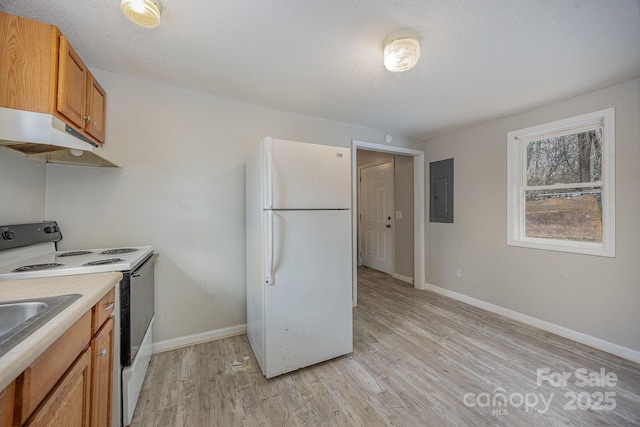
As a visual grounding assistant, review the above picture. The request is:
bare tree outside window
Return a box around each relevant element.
[524,128,603,242]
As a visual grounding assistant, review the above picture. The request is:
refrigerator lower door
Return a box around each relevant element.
[264,209,353,378]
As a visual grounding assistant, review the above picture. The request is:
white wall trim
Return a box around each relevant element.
[152,324,247,354]
[392,273,414,284]
[423,283,640,364]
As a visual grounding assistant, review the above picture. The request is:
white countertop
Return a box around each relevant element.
[0,272,122,390]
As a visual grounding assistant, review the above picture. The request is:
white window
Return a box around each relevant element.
[507,108,615,257]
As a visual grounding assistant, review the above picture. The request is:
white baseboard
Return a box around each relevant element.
[423,283,640,364]
[152,324,247,354]
[392,273,414,284]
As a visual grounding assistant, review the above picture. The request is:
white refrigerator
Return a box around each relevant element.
[246,137,353,378]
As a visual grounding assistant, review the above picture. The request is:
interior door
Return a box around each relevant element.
[360,161,394,274]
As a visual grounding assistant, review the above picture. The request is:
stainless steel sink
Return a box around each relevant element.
[0,301,48,336]
[0,294,81,358]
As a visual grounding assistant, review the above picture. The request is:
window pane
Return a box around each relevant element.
[526,128,602,186]
[524,188,602,242]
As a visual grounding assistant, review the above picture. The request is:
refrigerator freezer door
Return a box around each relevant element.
[264,209,353,378]
[265,138,351,210]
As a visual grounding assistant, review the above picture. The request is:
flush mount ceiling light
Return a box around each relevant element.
[121,0,163,28]
[383,30,421,72]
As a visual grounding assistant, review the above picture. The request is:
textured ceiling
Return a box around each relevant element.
[1,0,639,140]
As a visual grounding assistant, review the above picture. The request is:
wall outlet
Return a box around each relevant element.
[456,268,463,279]
[395,211,402,219]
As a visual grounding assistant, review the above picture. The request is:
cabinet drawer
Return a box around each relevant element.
[92,288,115,335]
[14,312,91,424]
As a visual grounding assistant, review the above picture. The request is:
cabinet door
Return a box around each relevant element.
[15,312,92,424]
[0,13,57,113]
[90,317,113,427]
[0,381,15,427]
[25,349,91,427]
[57,35,87,129]
[86,72,106,145]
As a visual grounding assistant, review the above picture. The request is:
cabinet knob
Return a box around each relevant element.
[82,115,92,121]
[1,230,15,241]
[99,349,107,357]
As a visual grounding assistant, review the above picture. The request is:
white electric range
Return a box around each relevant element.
[0,243,153,279]
[0,221,157,427]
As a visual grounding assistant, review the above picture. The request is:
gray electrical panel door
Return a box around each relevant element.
[429,158,454,223]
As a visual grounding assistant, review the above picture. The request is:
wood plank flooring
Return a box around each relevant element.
[131,267,640,426]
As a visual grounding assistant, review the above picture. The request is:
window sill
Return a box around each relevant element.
[507,237,615,258]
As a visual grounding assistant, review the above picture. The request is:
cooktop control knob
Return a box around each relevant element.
[1,230,15,241]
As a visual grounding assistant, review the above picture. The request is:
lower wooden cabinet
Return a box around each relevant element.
[0,382,15,427]
[5,286,115,427]
[15,313,91,424]
[24,350,91,427]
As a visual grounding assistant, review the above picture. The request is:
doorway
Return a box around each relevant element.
[351,140,426,306]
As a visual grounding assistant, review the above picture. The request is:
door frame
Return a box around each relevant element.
[351,140,426,306]
[357,159,395,274]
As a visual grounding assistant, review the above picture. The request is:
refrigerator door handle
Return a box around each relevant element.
[265,138,273,209]
[265,210,274,285]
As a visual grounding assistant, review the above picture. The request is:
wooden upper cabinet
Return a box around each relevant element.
[0,13,57,114]
[0,12,107,146]
[57,36,88,130]
[86,73,106,144]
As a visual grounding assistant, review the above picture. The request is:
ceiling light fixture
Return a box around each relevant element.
[383,30,421,72]
[121,0,162,29]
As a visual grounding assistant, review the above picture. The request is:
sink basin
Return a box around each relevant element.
[0,294,81,358]
[0,302,48,337]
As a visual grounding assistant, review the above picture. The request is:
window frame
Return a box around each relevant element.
[506,108,615,257]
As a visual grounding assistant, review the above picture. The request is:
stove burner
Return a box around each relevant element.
[58,251,94,257]
[83,258,125,266]
[12,263,64,272]
[99,248,138,255]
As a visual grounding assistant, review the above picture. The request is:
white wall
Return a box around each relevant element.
[425,79,640,352]
[0,150,46,224]
[44,69,425,343]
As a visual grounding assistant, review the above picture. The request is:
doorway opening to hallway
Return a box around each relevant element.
[351,140,425,306]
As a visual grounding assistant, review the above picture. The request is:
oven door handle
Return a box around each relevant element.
[131,253,159,277]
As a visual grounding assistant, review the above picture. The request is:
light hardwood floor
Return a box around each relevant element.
[131,267,640,426]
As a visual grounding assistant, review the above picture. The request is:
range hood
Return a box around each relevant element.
[0,107,119,167]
